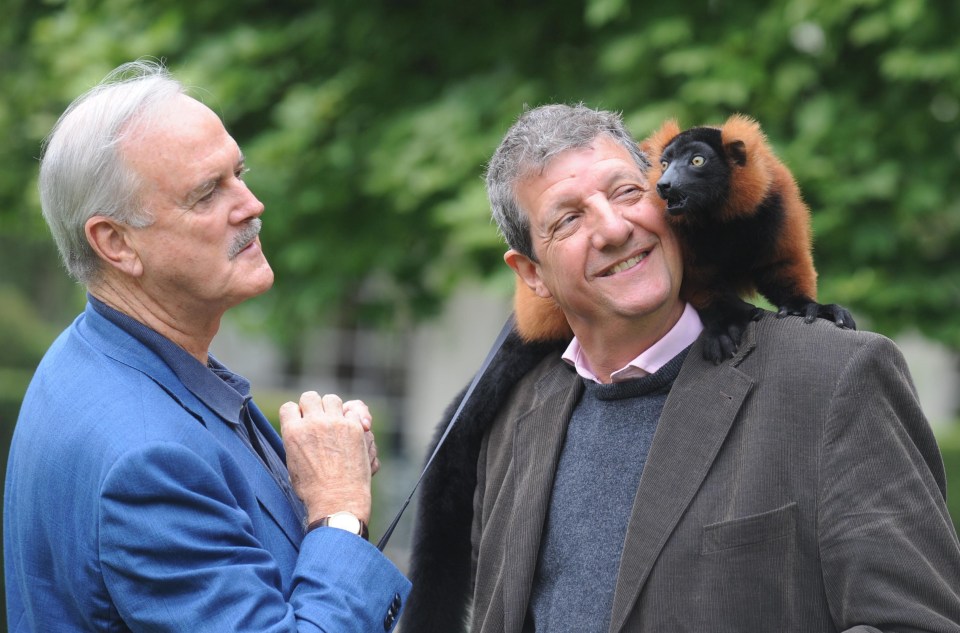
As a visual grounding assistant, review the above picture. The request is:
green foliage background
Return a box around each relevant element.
[1,0,958,624]
[3,0,959,362]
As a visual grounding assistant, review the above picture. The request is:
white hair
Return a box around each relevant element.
[39,59,186,283]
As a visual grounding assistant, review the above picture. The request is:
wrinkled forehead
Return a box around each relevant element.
[119,94,217,148]
[516,136,641,216]
[119,95,233,173]
[518,133,610,179]
[117,94,240,209]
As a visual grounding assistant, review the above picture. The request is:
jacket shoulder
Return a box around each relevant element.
[744,312,902,368]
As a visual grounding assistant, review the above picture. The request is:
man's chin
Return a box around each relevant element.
[240,263,275,300]
[254,268,275,295]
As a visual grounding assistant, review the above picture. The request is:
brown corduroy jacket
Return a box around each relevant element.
[404,311,960,632]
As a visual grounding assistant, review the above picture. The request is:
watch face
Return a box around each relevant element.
[328,512,362,534]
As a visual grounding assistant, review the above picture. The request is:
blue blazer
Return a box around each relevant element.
[5,303,410,632]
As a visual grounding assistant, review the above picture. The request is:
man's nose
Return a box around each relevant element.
[589,199,632,249]
[230,180,265,224]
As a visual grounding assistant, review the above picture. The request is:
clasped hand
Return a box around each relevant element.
[279,392,378,525]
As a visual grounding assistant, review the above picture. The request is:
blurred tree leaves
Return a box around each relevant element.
[2,0,959,369]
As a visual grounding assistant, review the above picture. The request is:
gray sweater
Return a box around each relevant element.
[524,349,688,632]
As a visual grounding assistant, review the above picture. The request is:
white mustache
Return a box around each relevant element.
[229,218,262,259]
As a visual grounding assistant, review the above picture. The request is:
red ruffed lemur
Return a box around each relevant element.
[642,114,854,362]
[511,114,855,364]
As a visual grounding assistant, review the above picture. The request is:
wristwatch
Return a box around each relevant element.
[309,511,369,540]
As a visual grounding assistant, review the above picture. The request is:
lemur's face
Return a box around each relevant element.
[656,131,730,221]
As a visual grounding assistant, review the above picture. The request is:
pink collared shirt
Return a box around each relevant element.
[562,303,704,383]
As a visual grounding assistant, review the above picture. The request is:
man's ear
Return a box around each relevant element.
[84,216,144,278]
[504,249,552,299]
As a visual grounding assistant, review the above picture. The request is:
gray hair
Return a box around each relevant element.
[485,103,649,260]
[39,59,186,284]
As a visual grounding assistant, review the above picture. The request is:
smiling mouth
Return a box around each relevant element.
[601,251,649,277]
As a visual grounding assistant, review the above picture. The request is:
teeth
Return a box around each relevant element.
[606,253,647,276]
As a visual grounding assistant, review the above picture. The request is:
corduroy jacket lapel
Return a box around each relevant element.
[608,335,757,633]
[501,362,583,633]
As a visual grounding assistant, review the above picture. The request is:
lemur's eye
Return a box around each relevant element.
[660,160,669,169]
[691,155,705,167]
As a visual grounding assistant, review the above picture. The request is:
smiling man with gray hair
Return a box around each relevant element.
[404,103,960,632]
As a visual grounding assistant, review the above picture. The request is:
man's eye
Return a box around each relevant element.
[235,166,249,180]
[615,184,645,199]
[551,214,579,235]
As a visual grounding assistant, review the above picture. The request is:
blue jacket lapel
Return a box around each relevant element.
[79,304,304,548]
[201,412,304,546]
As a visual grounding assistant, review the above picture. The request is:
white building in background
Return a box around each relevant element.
[897,332,959,431]
[212,284,959,570]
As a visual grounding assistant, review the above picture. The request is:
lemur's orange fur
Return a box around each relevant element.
[512,114,818,342]
[513,281,572,342]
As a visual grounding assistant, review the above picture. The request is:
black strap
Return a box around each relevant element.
[376,314,516,551]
